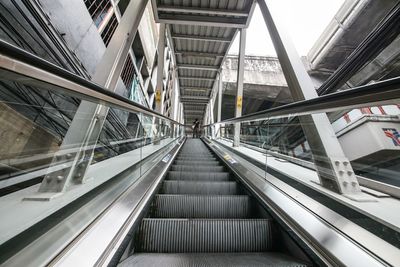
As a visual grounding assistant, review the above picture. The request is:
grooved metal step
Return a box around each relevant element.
[167,171,230,181]
[136,219,274,253]
[152,195,251,218]
[178,152,213,156]
[161,181,239,195]
[179,152,212,155]
[119,253,308,267]
[171,165,224,172]
[177,156,216,161]
[125,139,309,266]
[174,160,220,166]
[178,152,214,155]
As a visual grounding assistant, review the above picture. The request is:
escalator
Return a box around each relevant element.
[119,138,309,266]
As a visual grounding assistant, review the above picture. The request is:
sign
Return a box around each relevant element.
[162,154,171,163]
[155,90,161,102]
[236,96,242,108]
[383,128,400,146]
[223,154,237,164]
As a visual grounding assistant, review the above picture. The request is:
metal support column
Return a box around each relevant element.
[257,0,361,195]
[155,23,166,114]
[216,71,223,138]
[217,71,222,123]
[209,101,215,124]
[38,0,149,194]
[233,29,246,147]
[209,103,216,138]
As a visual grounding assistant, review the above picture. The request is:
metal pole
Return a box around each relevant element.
[217,71,222,123]
[38,0,149,194]
[209,103,216,138]
[257,0,361,195]
[233,29,246,147]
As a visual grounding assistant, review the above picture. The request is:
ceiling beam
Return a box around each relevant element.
[175,51,225,58]
[178,64,219,71]
[157,6,249,17]
[185,112,205,115]
[181,92,210,96]
[158,14,247,28]
[181,100,209,104]
[171,33,232,43]
[181,86,212,91]
[185,115,204,118]
[185,110,205,113]
[181,96,209,100]
[179,76,215,82]
[183,102,207,106]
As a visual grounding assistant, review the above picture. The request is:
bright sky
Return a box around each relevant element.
[228,0,345,56]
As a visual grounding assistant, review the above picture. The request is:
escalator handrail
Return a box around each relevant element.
[204,76,400,126]
[0,40,183,126]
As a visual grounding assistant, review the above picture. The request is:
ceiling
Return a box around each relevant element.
[151,0,256,124]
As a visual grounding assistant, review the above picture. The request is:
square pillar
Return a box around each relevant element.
[258,0,361,195]
[233,29,246,147]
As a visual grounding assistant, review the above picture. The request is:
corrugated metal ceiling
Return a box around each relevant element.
[152,0,256,124]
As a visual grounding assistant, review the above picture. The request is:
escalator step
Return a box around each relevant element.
[152,195,251,218]
[179,152,212,155]
[177,156,215,160]
[136,219,274,253]
[161,181,238,195]
[171,165,224,172]
[119,253,309,267]
[178,152,213,156]
[174,160,220,166]
[167,171,230,181]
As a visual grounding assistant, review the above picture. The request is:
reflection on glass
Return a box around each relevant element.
[208,103,400,248]
[0,70,183,196]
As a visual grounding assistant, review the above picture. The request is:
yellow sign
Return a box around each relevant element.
[223,154,232,161]
[155,90,161,102]
[237,96,242,108]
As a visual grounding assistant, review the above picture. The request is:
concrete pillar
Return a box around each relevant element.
[258,0,361,195]
[233,29,246,147]
[170,69,179,121]
[38,0,149,194]
[155,23,166,114]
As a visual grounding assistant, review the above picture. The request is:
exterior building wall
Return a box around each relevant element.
[39,0,106,77]
[0,103,59,163]
[138,3,158,70]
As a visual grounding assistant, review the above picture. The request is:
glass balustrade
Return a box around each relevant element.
[204,101,400,250]
[0,67,183,195]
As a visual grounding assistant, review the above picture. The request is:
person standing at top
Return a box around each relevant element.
[192,118,200,138]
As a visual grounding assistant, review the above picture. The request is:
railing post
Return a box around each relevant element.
[38,0,149,194]
[257,0,361,195]
[233,28,246,147]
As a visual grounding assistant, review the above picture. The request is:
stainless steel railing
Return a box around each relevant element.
[0,39,182,126]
